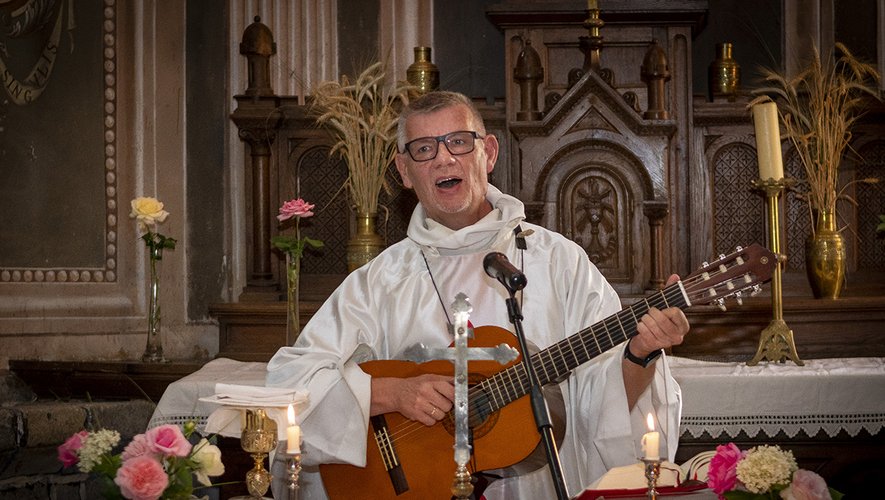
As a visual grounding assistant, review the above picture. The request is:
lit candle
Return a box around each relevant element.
[641,413,660,460]
[752,102,785,180]
[588,0,598,10]
[286,404,301,454]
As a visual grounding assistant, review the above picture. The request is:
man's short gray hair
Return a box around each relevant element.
[396,91,486,151]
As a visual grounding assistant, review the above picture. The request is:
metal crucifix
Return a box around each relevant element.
[402,293,518,499]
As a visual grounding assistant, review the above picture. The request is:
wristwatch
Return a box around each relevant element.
[624,339,663,368]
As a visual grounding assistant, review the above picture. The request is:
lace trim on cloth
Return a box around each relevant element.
[148,414,209,432]
[680,412,885,439]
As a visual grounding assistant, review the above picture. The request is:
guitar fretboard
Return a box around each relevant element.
[467,283,688,423]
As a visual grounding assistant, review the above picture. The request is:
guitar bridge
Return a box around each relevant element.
[371,415,409,495]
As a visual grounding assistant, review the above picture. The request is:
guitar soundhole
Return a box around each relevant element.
[440,375,499,439]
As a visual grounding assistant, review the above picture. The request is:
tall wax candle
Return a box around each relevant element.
[642,413,660,460]
[752,102,785,180]
[287,404,301,454]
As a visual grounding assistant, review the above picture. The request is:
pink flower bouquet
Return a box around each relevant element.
[706,443,842,500]
[58,423,224,500]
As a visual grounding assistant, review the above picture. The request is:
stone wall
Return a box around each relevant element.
[0,373,155,500]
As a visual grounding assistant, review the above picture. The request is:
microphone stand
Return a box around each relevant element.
[501,284,569,500]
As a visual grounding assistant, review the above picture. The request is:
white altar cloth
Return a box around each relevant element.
[670,356,885,439]
[149,359,278,429]
[149,357,885,441]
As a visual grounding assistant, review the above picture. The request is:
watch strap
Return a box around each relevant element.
[624,340,663,368]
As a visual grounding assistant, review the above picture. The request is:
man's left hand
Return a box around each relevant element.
[629,274,690,358]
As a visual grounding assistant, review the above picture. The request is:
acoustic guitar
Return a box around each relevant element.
[319,244,777,499]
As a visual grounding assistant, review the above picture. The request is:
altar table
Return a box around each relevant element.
[150,356,885,442]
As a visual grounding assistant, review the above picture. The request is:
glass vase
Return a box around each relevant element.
[285,252,301,345]
[142,247,166,362]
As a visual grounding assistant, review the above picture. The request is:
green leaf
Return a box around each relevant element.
[830,487,844,500]
[304,237,324,248]
[91,454,122,478]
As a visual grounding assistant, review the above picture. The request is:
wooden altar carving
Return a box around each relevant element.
[488,2,700,296]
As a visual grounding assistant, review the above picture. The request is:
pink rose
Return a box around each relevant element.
[121,433,153,461]
[277,198,315,221]
[57,430,89,467]
[781,469,832,500]
[707,442,743,497]
[114,455,169,500]
[144,424,192,457]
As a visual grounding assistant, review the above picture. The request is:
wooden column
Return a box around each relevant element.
[643,200,669,291]
[231,98,282,300]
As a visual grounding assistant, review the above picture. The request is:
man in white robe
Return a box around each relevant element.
[266,91,688,499]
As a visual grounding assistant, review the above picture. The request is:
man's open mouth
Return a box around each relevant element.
[436,177,461,188]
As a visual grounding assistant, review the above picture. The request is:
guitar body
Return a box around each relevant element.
[320,326,542,499]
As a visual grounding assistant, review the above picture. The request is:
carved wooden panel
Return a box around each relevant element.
[712,142,766,256]
[855,140,885,271]
[559,166,633,283]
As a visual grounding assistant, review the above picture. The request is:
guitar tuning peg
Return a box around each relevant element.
[734,291,743,305]
[735,245,743,252]
[716,297,727,311]
[702,261,709,268]
[718,253,726,260]
[751,284,762,296]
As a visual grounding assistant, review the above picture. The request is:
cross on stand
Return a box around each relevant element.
[402,293,519,499]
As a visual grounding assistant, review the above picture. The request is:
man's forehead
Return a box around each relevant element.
[405,105,474,136]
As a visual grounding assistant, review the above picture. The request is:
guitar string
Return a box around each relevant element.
[383,256,747,446]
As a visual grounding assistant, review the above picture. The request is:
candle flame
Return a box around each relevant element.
[646,413,655,431]
[288,403,295,424]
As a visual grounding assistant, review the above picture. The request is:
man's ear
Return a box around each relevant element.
[483,134,499,174]
[394,154,413,189]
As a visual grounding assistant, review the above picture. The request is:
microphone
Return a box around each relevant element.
[483,252,527,292]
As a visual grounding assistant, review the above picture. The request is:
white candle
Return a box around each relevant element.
[287,404,301,454]
[752,102,785,180]
[641,413,660,460]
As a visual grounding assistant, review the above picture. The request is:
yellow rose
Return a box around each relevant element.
[130,197,170,228]
[191,438,225,486]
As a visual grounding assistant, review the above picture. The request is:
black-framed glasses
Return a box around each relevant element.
[402,130,483,162]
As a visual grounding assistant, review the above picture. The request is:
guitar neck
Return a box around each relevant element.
[473,283,688,415]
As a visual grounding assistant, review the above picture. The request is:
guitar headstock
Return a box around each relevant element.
[682,244,777,310]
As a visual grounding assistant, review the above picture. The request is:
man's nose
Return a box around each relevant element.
[432,140,457,165]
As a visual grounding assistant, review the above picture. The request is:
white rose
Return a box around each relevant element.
[191,438,225,486]
[130,197,170,228]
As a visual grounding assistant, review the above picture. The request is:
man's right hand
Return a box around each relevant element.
[370,375,455,426]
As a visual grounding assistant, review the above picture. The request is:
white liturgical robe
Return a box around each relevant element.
[266,185,682,499]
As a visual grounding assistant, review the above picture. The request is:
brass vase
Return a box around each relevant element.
[708,42,740,101]
[406,46,439,95]
[805,210,846,299]
[347,212,384,272]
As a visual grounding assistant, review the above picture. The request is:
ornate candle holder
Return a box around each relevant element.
[641,458,661,499]
[749,178,803,366]
[235,408,278,499]
[283,451,302,499]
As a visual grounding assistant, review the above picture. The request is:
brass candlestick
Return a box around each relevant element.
[235,409,278,499]
[749,178,803,366]
[641,458,661,499]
